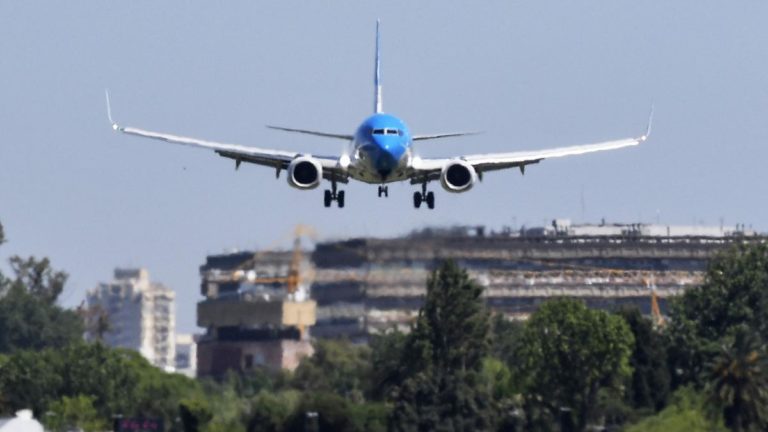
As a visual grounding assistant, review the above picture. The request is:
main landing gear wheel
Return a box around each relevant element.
[413,191,422,208]
[413,182,435,210]
[425,191,435,209]
[324,190,332,207]
[378,185,389,197]
[324,180,345,208]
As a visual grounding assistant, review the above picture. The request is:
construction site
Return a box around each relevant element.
[195,219,765,375]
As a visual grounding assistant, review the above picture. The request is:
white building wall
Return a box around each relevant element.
[175,333,197,377]
[86,269,175,369]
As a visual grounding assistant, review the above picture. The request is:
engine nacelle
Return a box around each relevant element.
[287,157,322,190]
[440,160,477,193]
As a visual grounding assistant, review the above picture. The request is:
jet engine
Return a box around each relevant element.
[440,160,477,193]
[287,157,323,189]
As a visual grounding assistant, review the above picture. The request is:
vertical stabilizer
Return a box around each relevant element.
[374,20,383,113]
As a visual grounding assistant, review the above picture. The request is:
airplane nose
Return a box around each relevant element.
[375,153,396,178]
[370,137,405,179]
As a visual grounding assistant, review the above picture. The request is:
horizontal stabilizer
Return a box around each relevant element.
[412,131,483,141]
[266,125,353,141]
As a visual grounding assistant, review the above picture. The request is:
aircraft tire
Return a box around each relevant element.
[426,192,435,209]
[337,191,345,208]
[413,192,422,209]
[324,190,332,207]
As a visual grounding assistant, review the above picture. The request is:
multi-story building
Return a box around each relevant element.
[175,333,198,377]
[86,268,176,370]
[196,219,764,373]
[310,220,763,340]
[196,251,316,376]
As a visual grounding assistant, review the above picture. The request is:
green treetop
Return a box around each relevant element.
[389,260,495,431]
[517,298,634,431]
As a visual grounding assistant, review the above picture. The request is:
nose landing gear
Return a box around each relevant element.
[378,185,388,197]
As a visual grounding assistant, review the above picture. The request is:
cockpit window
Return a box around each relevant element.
[372,128,403,136]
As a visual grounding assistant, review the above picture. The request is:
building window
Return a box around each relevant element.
[244,354,254,369]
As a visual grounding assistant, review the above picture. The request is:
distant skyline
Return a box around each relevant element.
[2,1,767,332]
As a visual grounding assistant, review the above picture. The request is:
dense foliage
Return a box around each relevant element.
[389,260,495,431]
[2,219,768,431]
[517,299,635,429]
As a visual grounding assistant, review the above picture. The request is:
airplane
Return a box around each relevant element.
[106,20,651,210]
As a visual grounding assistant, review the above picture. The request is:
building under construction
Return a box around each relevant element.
[310,220,763,340]
[196,227,317,376]
[197,220,764,374]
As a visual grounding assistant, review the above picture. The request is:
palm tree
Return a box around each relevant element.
[705,329,768,431]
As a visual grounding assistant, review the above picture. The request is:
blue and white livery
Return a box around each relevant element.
[107,21,650,209]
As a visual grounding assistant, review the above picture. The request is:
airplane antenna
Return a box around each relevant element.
[374,19,383,114]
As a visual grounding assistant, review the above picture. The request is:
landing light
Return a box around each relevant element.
[339,154,351,169]
[411,155,423,169]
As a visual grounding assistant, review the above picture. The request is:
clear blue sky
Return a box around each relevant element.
[1,1,766,332]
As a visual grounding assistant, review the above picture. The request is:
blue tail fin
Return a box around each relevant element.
[374,20,382,114]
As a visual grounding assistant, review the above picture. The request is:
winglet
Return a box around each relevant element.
[640,104,654,141]
[104,89,120,131]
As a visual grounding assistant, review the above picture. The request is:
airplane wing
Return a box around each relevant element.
[410,112,652,182]
[106,92,347,182]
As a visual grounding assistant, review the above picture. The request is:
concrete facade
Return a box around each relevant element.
[175,333,197,377]
[310,221,765,340]
[86,269,176,370]
[196,252,315,376]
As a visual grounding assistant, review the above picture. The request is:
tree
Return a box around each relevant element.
[389,260,495,431]
[292,339,372,402]
[0,341,203,425]
[179,397,213,432]
[246,391,300,432]
[8,256,67,304]
[200,374,250,432]
[625,386,727,432]
[0,285,83,353]
[517,298,634,431]
[0,254,82,353]
[667,243,768,389]
[616,307,671,412]
[0,348,64,414]
[489,313,524,366]
[0,222,6,294]
[705,329,768,431]
[369,330,407,400]
[44,395,107,432]
[281,392,387,432]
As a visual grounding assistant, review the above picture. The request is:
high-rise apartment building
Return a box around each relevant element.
[86,268,176,370]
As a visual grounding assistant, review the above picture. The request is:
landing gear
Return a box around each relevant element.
[324,180,345,208]
[378,185,389,198]
[413,182,435,209]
